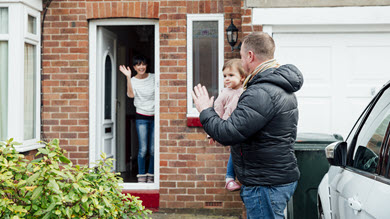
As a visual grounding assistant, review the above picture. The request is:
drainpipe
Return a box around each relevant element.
[40,0,54,141]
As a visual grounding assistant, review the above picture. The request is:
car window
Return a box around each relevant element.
[346,103,370,147]
[352,88,390,173]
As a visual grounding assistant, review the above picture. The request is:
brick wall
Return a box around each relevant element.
[42,0,90,165]
[41,0,259,214]
[158,0,244,211]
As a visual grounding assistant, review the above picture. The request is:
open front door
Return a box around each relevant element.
[96,27,117,170]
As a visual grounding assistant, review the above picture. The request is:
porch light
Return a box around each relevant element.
[226,18,241,51]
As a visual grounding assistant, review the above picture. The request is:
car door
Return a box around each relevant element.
[363,119,390,219]
[334,84,390,218]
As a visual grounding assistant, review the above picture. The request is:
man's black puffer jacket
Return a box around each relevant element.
[199,64,303,186]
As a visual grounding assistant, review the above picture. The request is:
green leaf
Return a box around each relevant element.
[102,197,111,207]
[31,157,43,163]
[48,152,56,158]
[52,169,66,177]
[15,173,22,180]
[46,202,57,212]
[78,187,88,194]
[52,138,59,145]
[33,166,41,172]
[31,186,43,200]
[93,198,99,207]
[76,172,83,181]
[82,201,89,211]
[65,172,75,182]
[59,155,71,164]
[34,208,46,216]
[42,211,51,219]
[48,179,61,194]
[38,148,49,155]
[74,204,80,213]
[17,180,26,187]
[65,206,71,218]
[81,195,88,203]
[72,183,79,190]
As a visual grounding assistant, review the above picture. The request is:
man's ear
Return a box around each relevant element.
[248,51,255,63]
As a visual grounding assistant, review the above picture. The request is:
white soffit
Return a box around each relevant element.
[253,6,390,25]
[0,0,42,11]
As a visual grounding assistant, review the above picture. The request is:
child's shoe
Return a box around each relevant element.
[225,180,240,192]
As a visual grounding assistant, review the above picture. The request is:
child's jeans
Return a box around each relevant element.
[226,152,235,179]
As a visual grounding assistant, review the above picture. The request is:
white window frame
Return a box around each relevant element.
[1,2,42,152]
[186,14,224,118]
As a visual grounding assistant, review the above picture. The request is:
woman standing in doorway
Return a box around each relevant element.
[119,55,155,183]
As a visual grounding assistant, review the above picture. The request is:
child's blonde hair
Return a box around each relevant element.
[222,59,247,77]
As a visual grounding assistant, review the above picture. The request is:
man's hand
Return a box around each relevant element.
[191,84,214,113]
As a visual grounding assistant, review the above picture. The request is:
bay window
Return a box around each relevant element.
[0,2,42,152]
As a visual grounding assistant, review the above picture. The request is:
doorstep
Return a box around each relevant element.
[122,189,159,209]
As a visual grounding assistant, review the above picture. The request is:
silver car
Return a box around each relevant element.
[318,80,390,219]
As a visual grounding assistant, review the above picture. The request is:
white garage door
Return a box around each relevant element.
[274,33,390,138]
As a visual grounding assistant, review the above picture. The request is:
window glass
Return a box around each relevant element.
[104,55,112,120]
[352,88,390,173]
[28,15,36,34]
[0,41,7,140]
[346,101,372,147]
[0,8,8,34]
[192,21,219,107]
[24,43,36,140]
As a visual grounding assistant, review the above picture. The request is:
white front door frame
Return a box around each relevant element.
[89,19,160,190]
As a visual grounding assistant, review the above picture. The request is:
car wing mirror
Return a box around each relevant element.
[325,141,347,167]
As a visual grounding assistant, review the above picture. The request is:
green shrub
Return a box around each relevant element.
[0,138,152,219]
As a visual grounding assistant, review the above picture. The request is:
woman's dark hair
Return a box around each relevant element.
[132,55,147,66]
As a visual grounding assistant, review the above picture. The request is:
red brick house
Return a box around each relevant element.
[1,0,390,217]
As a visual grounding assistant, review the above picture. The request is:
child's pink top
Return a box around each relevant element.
[214,87,243,120]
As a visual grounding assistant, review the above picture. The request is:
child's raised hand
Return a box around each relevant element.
[119,65,132,77]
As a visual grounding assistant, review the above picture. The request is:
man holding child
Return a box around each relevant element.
[192,32,304,219]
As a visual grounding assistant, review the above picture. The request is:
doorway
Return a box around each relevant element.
[89,19,160,190]
[107,25,155,183]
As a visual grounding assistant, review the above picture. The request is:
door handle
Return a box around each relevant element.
[347,197,362,214]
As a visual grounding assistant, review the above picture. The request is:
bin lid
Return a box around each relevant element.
[296,132,343,144]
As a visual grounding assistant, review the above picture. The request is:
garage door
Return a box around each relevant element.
[274,33,390,138]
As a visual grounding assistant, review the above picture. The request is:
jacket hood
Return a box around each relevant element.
[248,64,303,93]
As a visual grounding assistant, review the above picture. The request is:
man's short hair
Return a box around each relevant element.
[242,32,275,60]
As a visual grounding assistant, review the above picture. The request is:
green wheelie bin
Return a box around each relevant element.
[287,133,343,219]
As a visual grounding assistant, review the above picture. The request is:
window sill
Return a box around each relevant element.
[187,117,202,127]
[15,143,45,153]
